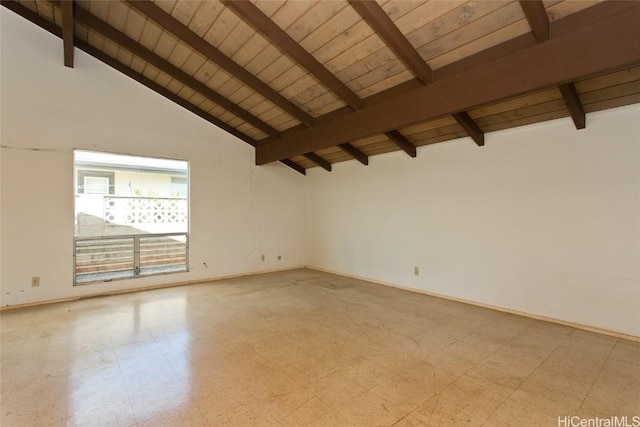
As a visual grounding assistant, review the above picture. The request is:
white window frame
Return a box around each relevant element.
[84,176,110,194]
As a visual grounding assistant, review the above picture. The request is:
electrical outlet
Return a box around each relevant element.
[261,254,265,261]
[414,267,420,276]
[31,276,40,287]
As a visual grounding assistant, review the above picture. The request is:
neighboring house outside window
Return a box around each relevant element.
[74,150,189,285]
[76,170,115,194]
[84,176,110,194]
[171,177,188,197]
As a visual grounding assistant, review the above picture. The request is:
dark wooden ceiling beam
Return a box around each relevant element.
[348,0,432,84]
[0,1,306,176]
[69,2,281,138]
[222,0,363,111]
[435,34,538,81]
[386,131,416,158]
[452,112,484,146]
[224,0,421,160]
[338,143,368,165]
[86,31,303,174]
[262,32,536,144]
[519,0,550,43]
[558,83,586,129]
[1,1,255,145]
[60,0,74,67]
[551,0,637,40]
[303,153,332,172]
[279,159,306,175]
[520,1,586,130]
[348,0,487,147]
[124,0,314,128]
[256,4,640,164]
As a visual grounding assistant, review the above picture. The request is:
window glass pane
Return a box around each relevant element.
[74,150,189,285]
[84,176,109,194]
[171,177,188,197]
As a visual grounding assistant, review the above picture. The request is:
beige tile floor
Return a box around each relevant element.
[1,269,638,426]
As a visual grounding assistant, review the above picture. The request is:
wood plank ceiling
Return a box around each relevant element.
[3,0,640,174]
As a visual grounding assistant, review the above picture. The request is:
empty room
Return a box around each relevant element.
[1,0,639,426]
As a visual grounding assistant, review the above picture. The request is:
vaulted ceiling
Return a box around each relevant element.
[3,0,640,174]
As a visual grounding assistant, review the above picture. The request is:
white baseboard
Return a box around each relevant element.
[5,265,637,343]
[0,266,305,311]
[305,266,640,342]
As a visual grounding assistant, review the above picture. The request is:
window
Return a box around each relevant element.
[84,176,109,194]
[76,170,114,194]
[171,177,187,197]
[73,150,189,285]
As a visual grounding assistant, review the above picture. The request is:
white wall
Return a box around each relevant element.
[2,8,639,338]
[306,105,640,336]
[0,9,305,306]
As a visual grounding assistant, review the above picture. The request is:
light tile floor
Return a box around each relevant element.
[1,269,638,426]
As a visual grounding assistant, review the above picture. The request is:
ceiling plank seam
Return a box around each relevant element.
[2,1,254,145]
[222,0,363,111]
[7,0,637,169]
[124,0,314,128]
[348,0,432,85]
[64,1,281,138]
[348,0,483,148]
[223,0,392,167]
[255,4,640,163]
[223,0,418,163]
[1,1,305,176]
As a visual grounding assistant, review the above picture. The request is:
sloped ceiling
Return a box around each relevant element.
[2,0,639,174]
